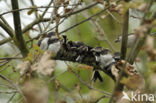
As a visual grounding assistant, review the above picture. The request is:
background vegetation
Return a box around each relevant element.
[0,0,156,103]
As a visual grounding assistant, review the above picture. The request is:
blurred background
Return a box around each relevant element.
[0,0,156,103]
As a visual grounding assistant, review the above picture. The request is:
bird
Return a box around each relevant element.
[92,70,103,82]
[67,41,91,62]
[38,37,50,50]
[97,48,115,69]
[113,52,121,62]
[75,41,90,62]
[48,38,61,56]
[115,33,137,48]
[115,32,156,48]
[38,32,61,56]
[91,47,115,82]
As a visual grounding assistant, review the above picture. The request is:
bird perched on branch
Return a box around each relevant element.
[115,32,156,48]
[67,41,92,63]
[38,32,120,82]
[38,32,61,56]
[91,47,115,82]
[93,48,115,69]
[115,33,137,48]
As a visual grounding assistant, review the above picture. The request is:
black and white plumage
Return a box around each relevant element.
[75,41,89,62]
[92,48,115,69]
[115,33,137,48]
[38,32,61,56]
[115,32,156,48]
[113,52,121,62]
[91,47,115,82]
[99,49,115,69]
[67,41,92,62]
[92,71,103,82]
[48,38,61,55]
[38,33,119,82]
[38,37,49,50]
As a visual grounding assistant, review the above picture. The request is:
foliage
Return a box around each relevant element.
[0,0,156,103]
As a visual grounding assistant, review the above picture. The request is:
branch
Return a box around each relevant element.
[0,3,82,17]
[25,4,114,43]
[120,11,129,60]
[38,32,118,81]
[0,16,14,34]
[0,21,14,37]
[0,37,12,45]
[11,0,28,57]
[40,0,54,17]
[0,2,99,45]
[22,18,51,33]
[109,1,154,103]
[83,11,116,52]
[24,2,99,33]
[30,0,42,32]
[59,5,113,34]
[127,0,154,64]
[0,57,23,60]
[66,64,110,96]
[108,9,129,103]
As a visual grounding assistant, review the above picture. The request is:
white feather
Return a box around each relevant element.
[40,38,49,50]
[95,56,101,62]
[116,35,137,48]
[48,42,61,56]
[127,35,136,47]
[99,54,115,68]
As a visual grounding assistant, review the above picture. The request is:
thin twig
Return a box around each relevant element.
[59,5,113,34]
[95,95,107,103]
[0,16,14,33]
[23,2,98,33]
[120,10,129,60]
[106,10,121,24]
[127,0,154,64]
[7,92,16,103]
[0,61,9,67]
[0,64,10,72]
[108,9,129,103]
[65,63,110,97]
[0,21,14,37]
[0,90,18,94]
[83,11,116,52]
[0,57,23,60]
[0,2,99,45]
[0,3,82,17]
[30,0,42,32]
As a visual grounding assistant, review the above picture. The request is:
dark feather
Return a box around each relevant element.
[92,71,103,82]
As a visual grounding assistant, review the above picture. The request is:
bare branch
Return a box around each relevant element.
[108,9,129,103]
[0,3,81,17]
[120,10,129,60]
[66,63,111,96]
[127,0,154,64]
[30,0,42,32]
[0,21,14,37]
[0,16,14,33]
[11,0,29,57]
[60,5,113,34]
[83,11,116,52]
[0,2,99,45]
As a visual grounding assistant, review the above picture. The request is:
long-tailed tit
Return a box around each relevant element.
[38,32,61,56]
[91,47,115,82]
[115,32,156,48]
[91,47,115,68]
[115,33,137,48]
